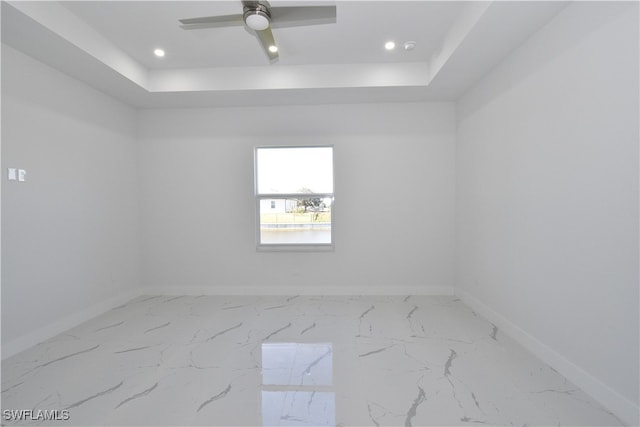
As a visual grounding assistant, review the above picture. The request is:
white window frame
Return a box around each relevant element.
[254,145,335,252]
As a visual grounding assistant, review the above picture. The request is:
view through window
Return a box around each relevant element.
[255,146,334,247]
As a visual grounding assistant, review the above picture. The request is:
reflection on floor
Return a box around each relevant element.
[1,295,623,426]
[262,342,335,426]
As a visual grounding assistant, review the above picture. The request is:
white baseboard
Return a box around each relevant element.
[140,284,455,296]
[2,288,143,360]
[456,288,639,427]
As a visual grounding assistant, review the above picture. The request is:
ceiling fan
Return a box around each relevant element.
[179,1,337,63]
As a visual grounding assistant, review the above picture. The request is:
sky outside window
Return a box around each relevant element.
[256,147,333,194]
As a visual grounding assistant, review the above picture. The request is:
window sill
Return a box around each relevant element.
[256,243,335,252]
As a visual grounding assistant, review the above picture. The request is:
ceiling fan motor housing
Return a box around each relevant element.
[243,4,271,31]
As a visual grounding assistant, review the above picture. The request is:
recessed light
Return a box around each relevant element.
[404,41,416,51]
[268,45,278,53]
[154,48,165,58]
[384,41,396,51]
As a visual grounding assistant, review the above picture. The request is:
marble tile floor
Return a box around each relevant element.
[1,295,624,427]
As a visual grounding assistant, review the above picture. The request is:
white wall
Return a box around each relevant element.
[138,102,455,294]
[455,2,639,423]
[1,46,140,353]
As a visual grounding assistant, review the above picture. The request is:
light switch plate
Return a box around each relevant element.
[8,168,17,181]
[18,169,26,182]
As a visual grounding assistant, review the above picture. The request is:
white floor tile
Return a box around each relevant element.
[1,295,623,426]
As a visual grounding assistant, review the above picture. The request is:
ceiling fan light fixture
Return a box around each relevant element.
[180,2,337,62]
[244,5,271,31]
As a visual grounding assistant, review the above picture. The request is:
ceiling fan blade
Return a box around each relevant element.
[179,14,244,30]
[270,6,336,29]
[254,27,279,62]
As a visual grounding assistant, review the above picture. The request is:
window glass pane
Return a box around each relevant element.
[259,197,332,245]
[256,147,333,194]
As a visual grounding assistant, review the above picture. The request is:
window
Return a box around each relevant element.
[255,146,334,249]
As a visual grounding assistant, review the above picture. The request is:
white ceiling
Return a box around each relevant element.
[1,1,569,108]
[60,1,468,68]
